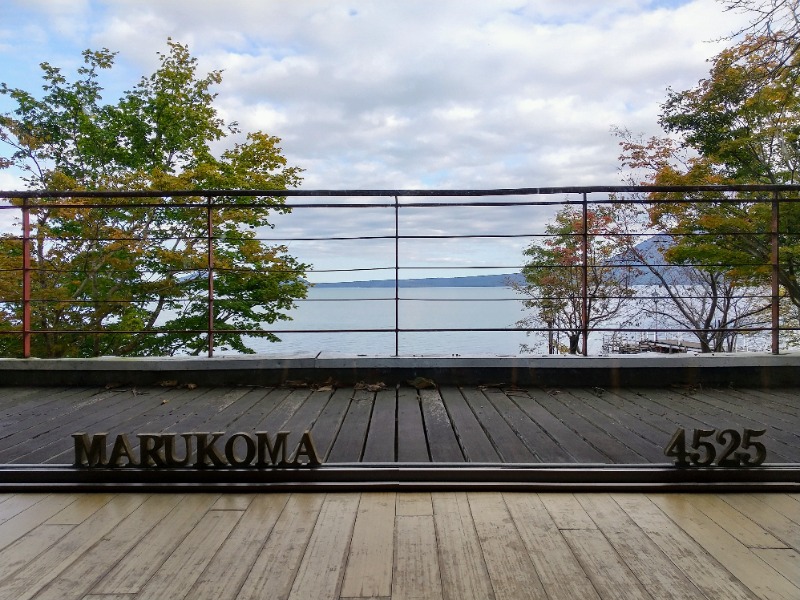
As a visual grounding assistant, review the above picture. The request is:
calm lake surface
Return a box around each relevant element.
[229,285,774,356]
[248,286,533,356]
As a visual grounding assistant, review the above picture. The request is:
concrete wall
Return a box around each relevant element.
[1,353,798,388]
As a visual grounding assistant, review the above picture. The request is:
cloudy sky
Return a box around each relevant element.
[0,0,749,282]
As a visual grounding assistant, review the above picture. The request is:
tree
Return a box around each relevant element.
[607,173,771,353]
[616,34,800,323]
[0,41,308,357]
[718,0,800,75]
[513,205,636,355]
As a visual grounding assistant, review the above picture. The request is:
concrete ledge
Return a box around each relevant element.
[1,352,799,387]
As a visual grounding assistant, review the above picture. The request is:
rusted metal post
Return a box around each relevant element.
[395,195,399,357]
[771,191,780,355]
[207,197,215,358]
[22,198,31,358]
[581,193,589,356]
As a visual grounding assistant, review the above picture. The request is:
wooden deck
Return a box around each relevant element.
[0,490,798,599]
[1,383,799,465]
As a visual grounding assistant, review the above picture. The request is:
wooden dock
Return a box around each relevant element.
[0,490,798,599]
[0,383,798,465]
[1,384,799,598]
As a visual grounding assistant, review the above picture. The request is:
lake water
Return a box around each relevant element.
[241,285,776,356]
[247,286,534,356]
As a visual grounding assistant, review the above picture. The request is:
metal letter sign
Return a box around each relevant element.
[73,431,322,468]
[664,428,767,467]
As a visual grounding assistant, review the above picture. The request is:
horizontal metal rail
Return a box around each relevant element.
[1,185,797,358]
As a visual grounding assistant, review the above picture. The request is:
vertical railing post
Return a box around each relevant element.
[21,198,31,358]
[771,191,780,355]
[207,196,215,358]
[581,193,589,356]
[394,195,399,357]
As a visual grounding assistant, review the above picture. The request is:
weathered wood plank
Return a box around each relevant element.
[21,387,200,464]
[277,388,337,454]
[683,494,789,549]
[614,493,763,600]
[755,494,800,526]
[562,528,652,600]
[719,494,800,552]
[0,523,73,583]
[91,494,221,594]
[539,493,596,531]
[509,390,609,463]
[45,493,114,525]
[340,492,396,598]
[0,494,78,551]
[482,388,565,462]
[286,493,360,600]
[0,388,97,436]
[396,492,433,516]
[536,389,644,463]
[186,494,290,600]
[158,387,256,433]
[31,494,186,600]
[361,389,396,462]
[502,493,601,600]
[468,492,547,600]
[393,515,443,600]
[237,493,325,600]
[673,389,799,461]
[310,388,353,460]
[397,387,430,462]
[438,387,499,463]
[650,493,800,600]
[431,492,495,600]
[704,388,800,429]
[0,494,148,600]
[211,494,255,511]
[0,387,141,460]
[156,387,280,433]
[3,395,170,464]
[559,388,666,462]
[0,494,50,524]
[224,386,292,431]
[577,493,706,600]
[753,548,800,588]
[591,388,676,438]
[461,388,535,463]
[742,388,800,417]
[327,390,373,462]
[420,389,464,462]
[135,507,243,600]
[34,386,218,464]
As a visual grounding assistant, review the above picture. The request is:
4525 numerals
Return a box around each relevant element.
[664,428,767,467]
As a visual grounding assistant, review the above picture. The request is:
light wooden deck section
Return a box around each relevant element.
[0,491,797,599]
[1,384,799,464]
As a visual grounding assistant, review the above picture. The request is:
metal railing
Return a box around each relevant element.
[0,185,797,358]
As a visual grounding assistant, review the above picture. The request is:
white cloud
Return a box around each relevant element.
[0,0,752,278]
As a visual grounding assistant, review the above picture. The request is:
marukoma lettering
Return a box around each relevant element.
[73,431,321,468]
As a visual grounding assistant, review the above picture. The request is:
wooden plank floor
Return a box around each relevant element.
[1,384,799,465]
[0,491,797,599]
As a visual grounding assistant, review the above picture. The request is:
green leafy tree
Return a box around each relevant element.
[617,34,800,329]
[513,205,636,355]
[718,0,800,74]
[0,40,308,357]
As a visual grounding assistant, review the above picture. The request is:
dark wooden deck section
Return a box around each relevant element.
[1,384,798,466]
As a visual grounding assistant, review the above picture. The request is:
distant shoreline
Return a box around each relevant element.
[313,273,524,288]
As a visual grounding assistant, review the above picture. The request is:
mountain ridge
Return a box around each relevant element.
[315,235,674,288]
